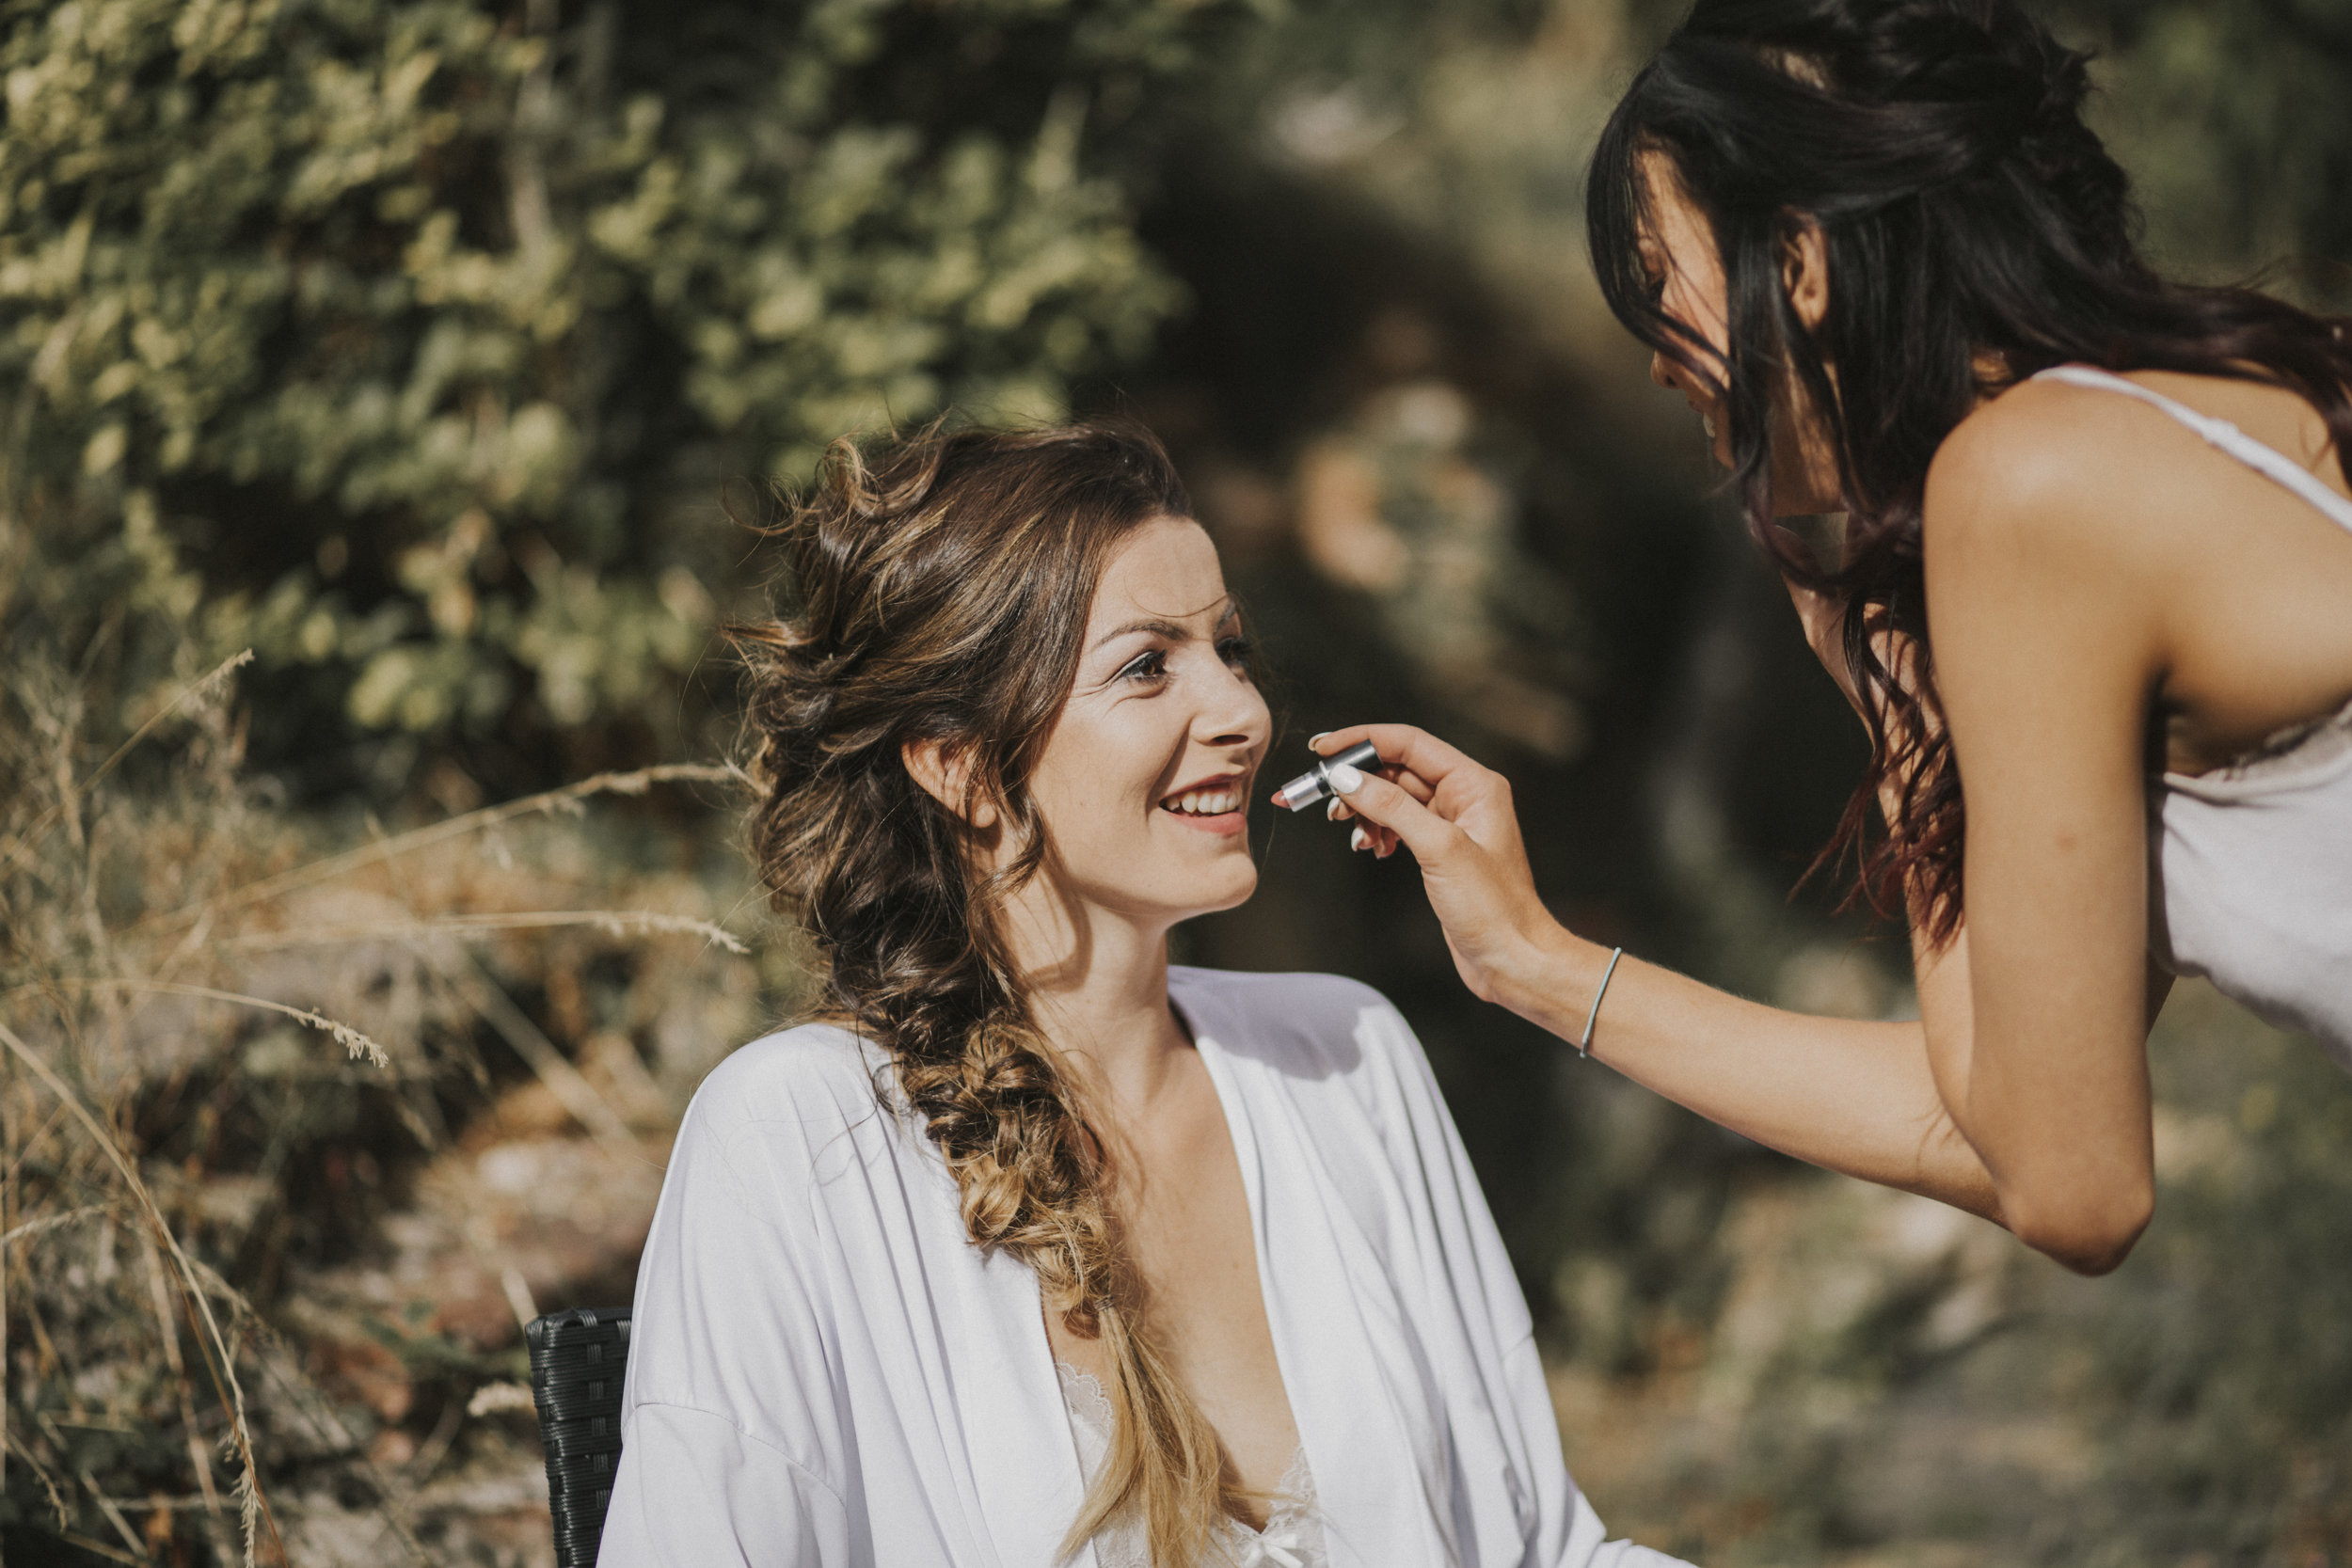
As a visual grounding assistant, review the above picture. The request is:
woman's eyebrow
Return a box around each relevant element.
[1089,600,1236,651]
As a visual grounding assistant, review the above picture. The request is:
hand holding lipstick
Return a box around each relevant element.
[1273,725,1565,1009]
[1270,737,1404,856]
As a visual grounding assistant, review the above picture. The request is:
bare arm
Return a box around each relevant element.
[1917,394,2179,1271]
[1783,563,2176,1253]
[1521,929,1998,1218]
[1299,722,2005,1224]
[1315,389,2209,1272]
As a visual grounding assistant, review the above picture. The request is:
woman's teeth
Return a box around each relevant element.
[1162,788,1239,816]
[1702,413,1718,440]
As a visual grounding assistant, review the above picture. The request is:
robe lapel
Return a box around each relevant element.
[1195,1021,1462,1568]
[940,1232,1101,1568]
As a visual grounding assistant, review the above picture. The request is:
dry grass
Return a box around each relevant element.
[0,649,770,1564]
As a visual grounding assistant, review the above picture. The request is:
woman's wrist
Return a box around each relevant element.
[1490,915,1618,1044]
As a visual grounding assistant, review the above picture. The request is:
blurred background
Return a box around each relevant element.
[2,0,2348,1562]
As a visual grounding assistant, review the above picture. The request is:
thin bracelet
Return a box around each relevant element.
[1576,946,1625,1059]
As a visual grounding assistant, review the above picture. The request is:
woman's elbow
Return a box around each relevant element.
[2002,1175,2153,1275]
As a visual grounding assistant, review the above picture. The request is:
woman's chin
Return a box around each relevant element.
[1141,862,1259,930]
[1202,863,1259,914]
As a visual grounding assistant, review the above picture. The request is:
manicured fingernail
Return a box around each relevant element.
[1325,797,1343,820]
[1308,732,1331,750]
[1327,763,1365,795]
[1375,840,1395,860]
[1349,825,1371,852]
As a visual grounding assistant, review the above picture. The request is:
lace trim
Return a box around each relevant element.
[1053,1361,1326,1568]
[2165,694,2352,800]
[1056,1359,1117,1439]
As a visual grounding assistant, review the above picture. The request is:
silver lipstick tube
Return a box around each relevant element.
[1272,740,1380,812]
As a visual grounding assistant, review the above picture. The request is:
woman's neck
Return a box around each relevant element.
[999,885,1191,1117]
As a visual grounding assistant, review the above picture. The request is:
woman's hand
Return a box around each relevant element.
[1292,725,1573,1009]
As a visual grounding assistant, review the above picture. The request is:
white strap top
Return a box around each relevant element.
[2032,365,2352,1063]
[2034,365,2352,531]
[1056,1360,1327,1568]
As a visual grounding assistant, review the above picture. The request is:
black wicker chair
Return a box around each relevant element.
[526,1306,633,1568]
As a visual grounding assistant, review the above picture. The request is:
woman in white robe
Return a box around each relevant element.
[596,423,1689,1568]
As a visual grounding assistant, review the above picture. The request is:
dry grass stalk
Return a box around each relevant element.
[37,981,396,1069]
[0,1018,278,1565]
[0,642,755,1561]
[0,650,256,884]
[176,761,741,926]
[222,909,751,957]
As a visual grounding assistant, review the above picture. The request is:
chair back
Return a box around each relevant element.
[527,1306,633,1568]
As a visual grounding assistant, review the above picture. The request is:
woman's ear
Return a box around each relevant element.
[1783,219,1831,332]
[901,736,1001,831]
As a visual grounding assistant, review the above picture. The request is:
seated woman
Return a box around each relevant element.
[596,423,1686,1567]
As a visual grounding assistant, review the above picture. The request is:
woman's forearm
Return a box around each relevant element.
[1503,925,2005,1224]
[1295,721,2006,1226]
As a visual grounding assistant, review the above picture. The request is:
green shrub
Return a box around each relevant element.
[0,0,1199,765]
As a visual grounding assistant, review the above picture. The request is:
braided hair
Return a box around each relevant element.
[734,421,1248,1563]
[1588,0,2352,942]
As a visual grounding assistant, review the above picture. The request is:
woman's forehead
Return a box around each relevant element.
[1087,517,1230,630]
[1636,152,1711,252]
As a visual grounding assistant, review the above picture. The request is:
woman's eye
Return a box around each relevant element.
[1117,649,1169,684]
[1216,634,1254,667]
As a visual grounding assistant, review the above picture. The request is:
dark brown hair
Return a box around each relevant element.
[733,421,1249,1562]
[1588,0,2352,942]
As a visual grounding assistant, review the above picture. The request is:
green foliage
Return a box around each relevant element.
[0,0,1196,758]
[2056,0,2352,296]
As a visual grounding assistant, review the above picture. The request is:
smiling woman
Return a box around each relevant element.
[592,421,1692,1567]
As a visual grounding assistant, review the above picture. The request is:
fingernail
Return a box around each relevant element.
[1349,825,1371,852]
[1327,763,1365,795]
[1308,732,1331,750]
[1325,797,1343,820]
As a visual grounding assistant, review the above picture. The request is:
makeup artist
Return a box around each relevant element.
[1304,0,2352,1276]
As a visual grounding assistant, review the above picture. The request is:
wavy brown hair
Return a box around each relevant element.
[1588,0,2352,942]
[733,420,1250,1564]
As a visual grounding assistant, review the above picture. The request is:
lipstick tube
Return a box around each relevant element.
[1272,740,1380,813]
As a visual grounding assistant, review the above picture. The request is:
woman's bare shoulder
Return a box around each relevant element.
[1931,368,2346,551]
[1928,377,2166,545]
[1921,376,2249,619]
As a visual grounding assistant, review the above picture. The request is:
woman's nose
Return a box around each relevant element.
[1198,662,1270,750]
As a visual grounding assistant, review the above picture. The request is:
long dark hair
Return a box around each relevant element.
[1588,0,2352,942]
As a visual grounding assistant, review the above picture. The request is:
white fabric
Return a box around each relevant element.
[2148,701,2352,1064]
[596,966,1692,1567]
[2032,366,2352,1061]
[1055,1360,1323,1568]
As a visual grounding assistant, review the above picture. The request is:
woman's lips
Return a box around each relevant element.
[1162,806,1248,836]
[1159,779,1249,836]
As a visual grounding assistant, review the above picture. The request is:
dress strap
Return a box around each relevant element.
[2032,364,2352,534]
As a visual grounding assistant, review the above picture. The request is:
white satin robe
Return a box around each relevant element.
[596,966,1692,1568]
